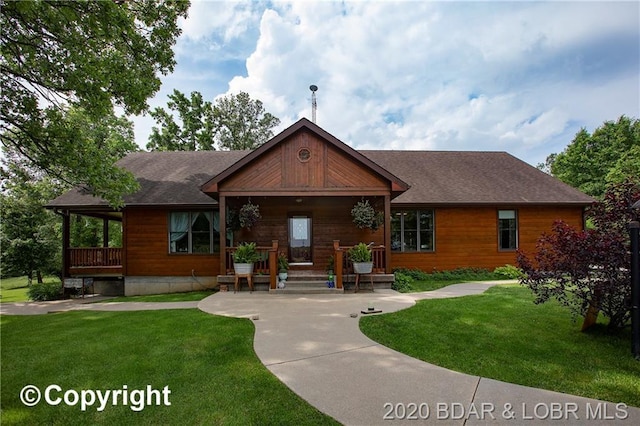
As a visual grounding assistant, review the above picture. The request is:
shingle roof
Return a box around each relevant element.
[48,151,248,208]
[48,128,593,209]
[362,150,594,205]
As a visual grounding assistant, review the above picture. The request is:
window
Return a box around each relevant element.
[498,210,518,250]
[169,211,220,254]
[391,210,434,252]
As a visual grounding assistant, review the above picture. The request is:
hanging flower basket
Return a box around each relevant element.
[351,198,384,231]
[239,201,261,229]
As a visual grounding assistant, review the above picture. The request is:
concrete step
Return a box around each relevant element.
[270,277,342,294]
[270,286,343,294]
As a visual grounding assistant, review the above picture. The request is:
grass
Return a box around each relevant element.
[0,276,61,303]
[393,268,508,292]
[360,285,640,407]
[94,291,215,303]
[1,309,338,425]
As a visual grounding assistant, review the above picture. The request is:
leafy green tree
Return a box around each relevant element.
[543,116,639,198]
[1,149,62,284]
[147,90,216,151]
[147,91,280,151]
[1,0,189,206]
[213,91,281,150]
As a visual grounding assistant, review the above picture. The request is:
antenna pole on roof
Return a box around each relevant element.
[309,85,318,123]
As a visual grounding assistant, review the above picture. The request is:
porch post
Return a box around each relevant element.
[103,218,109,248]
[62,210,70,278]
[384,194,391,273]
[219,196,227,275]
[269,240,278,290]
[333,240,343,289]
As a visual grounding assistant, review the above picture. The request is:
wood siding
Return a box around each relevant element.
[220,130,388,194]
[121,204,584,277]
[124,207,219,277]
[390,205,584,271]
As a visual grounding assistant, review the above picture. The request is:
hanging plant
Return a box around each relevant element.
[239,200,261,229]
[226,208,241,232]
[351,198,384,231]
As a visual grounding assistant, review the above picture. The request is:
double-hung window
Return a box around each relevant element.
[391,210,434,252]
[498,210,518,250]
[169,211,220,254]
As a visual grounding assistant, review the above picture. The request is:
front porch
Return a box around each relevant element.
[220,240,394,292]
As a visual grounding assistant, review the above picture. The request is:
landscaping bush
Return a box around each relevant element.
[392,271,414,292]
[393,267,430,281]
[428,267,503,281]
[27,281,61,301]
[493,264,525,279]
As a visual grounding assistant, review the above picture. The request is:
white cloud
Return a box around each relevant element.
[134,0,639,167]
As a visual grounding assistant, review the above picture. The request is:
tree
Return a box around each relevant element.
[542,116,639,198]
[1,0,189,206]
[146,90,280,151]
[517,179,640,330]
[1,149,63,284]
[213,91,280,150]
[147,90,216,151]
[0,108,135,281]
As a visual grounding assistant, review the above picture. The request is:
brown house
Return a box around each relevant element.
[48,118,593,295]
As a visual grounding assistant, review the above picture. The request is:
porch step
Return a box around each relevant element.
[270,280,343,294]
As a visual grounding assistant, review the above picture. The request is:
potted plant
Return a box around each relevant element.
[232,242,260,274]
[348,242,373,274]
[351,198,384,231]
[277,252,289,280]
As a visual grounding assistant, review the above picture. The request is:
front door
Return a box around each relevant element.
[289,216,312,264]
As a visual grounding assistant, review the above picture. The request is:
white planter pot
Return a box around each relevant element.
[234,263,254,275]
[353,262,373,274]
[278,272,288,280]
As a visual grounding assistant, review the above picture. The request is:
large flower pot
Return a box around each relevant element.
[234,263,254,275]
[278,272,288,280]
[353,262,373,274]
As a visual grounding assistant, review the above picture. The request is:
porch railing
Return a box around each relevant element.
[333,241,386,289]
[225,241,279,289]
[69,247,122,267]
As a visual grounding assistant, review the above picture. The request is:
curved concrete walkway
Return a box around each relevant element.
[198,282,640,425]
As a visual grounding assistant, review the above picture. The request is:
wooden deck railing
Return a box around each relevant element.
[333,241,386,289]
[225,241,279,289]
[69,247,122,267]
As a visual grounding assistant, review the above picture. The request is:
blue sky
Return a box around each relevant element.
[132,0,640,167]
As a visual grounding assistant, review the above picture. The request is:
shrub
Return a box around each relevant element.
[392,268,430,281]
[493,264,525,279]
[517,179,639,330]
[27,281,61,301]
[429,268,502,281]
[392,272,413,292]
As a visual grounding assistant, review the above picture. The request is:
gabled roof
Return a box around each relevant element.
[48,122,594,209]
[200,118,410,195]
[362,150,594,205]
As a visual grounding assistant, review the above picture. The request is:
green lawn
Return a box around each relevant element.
[1,310,338,425]
[393,267,509,292]
[0,276,61,303]
[360,285,640,407]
